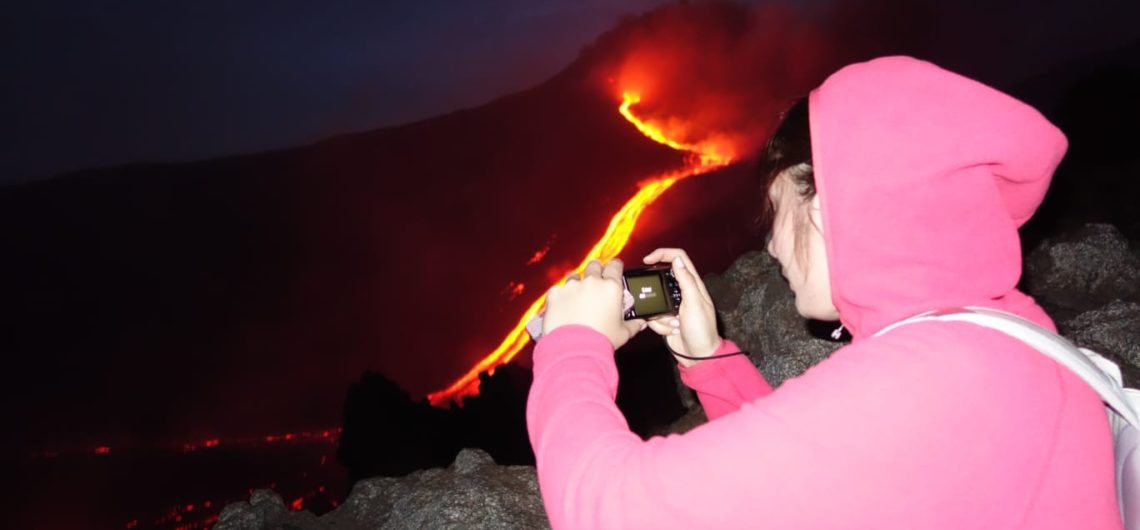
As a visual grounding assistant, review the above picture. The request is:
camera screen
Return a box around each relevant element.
[625,273,670,317]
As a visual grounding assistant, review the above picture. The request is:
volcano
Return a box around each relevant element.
[4,2,1026,526]
[1,3,844,460]
[0,45,767,530]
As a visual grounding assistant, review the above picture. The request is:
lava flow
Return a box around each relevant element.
[426,92,731,406]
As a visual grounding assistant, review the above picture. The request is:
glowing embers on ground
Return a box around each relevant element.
[29,429,343,530]
[426,92,731,406]
[32,428,342,459]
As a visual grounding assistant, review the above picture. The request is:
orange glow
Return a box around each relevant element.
[619,93,732,166]
[426,92,730,406]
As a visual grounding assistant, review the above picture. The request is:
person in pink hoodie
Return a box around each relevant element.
[527,56,1124,528]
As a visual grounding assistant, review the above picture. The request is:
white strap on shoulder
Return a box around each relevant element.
[875,306,1140,429]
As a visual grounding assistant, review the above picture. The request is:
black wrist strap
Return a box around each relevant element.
[663,338,750,361]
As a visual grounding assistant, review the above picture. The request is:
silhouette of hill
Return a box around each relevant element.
[0,18,774,454]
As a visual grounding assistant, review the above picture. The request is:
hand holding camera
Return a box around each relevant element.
[540,259,647,350]
[535,249,721,365]
[640,249,721,366]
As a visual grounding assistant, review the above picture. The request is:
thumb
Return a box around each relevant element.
[670,256,702,299]
[623,318,647,339]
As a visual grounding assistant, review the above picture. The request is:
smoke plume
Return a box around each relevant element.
[586,0,930,161]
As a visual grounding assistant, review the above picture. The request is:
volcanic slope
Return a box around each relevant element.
[0,43,771,454]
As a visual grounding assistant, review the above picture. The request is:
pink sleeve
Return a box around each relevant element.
[527,325,843,529]
[676,339,773,419]
[525,323,1105,529]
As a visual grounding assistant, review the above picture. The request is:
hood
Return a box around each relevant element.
[808,56,1068,340]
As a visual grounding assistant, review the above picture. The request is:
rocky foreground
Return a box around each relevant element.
[216,223,1140,530]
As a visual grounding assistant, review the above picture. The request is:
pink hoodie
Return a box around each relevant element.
[527,56,1121,529]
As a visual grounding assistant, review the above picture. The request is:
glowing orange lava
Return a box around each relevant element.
[619,93,732,166]
[426,92,730,406]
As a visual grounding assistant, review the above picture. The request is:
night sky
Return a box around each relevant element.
[4,0,1138,185]
[3,0,693,183]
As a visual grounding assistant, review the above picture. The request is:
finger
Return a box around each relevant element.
[601,258,624,281]
[647,316,679,332]
[646,318,680,336]
[671,256,711,302]
[642,248,665,264]
[647,250,710,300]
[642,247,679,265]
[623,318,647,338]
[583,260,603,279]
[643,248,701,277]
[564,272,580,284]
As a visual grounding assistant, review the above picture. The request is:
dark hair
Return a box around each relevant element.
[757,97,815,235]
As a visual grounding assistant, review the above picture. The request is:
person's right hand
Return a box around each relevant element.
[642,248,721,367]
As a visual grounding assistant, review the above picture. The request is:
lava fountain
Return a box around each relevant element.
[426,92,731,405]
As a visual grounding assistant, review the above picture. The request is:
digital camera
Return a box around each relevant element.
[622,265,682,320]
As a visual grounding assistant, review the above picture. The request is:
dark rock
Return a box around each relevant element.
[339,371,464,483]
[1023,223,1140,320]
[655,405,708,435]
[215,490,292,530]
[703,250,843,388]
[215,449,547,529]
[1020,222,1140,386]
[342,448,546,529]
[1057,300,1140,387]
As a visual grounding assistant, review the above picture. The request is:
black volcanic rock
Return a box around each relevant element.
[215,449,546,530]
[1059,301,1140,387]
[214,490,304,530]
[702,250,842,388]
[1024,223,1140,321]
[338,371,464,482]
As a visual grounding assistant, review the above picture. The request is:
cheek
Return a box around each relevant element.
[769,210,793,260]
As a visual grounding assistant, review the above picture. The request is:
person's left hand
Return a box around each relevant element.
[542,259,647,349]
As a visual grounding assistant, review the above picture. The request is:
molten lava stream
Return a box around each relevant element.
[426,92,729,406]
